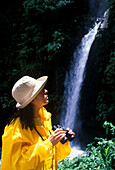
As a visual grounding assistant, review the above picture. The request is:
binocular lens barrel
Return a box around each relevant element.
[52,125,75,144]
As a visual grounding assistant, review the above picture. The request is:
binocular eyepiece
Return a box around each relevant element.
[52,125,75,144]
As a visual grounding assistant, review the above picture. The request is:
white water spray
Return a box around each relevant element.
[60,22,100,134]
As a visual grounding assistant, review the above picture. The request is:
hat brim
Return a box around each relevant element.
[16,76,48,109]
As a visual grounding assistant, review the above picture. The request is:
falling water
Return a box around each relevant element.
[60,22,100,139]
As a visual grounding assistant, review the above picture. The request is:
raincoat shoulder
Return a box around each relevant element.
[1,108,71,170]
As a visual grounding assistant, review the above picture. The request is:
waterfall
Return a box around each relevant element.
[60,21,100,147]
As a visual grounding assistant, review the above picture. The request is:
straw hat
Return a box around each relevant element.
[12,76,48,109]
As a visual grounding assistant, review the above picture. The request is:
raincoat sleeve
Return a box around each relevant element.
[55,140,71,161]
[10,139,53,169]
[1,122,54,170]
[48,114,71,161]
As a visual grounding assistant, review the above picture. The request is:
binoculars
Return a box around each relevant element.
[52,125,75,144]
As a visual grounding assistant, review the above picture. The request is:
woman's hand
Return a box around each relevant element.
[66,128,75,136]
[48,129,66,146]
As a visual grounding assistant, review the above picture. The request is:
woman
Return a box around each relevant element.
[1,75,74,170]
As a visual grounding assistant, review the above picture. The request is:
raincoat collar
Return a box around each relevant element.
[34,107,51,126]
[34,116,43,126]
[38,107,51,120]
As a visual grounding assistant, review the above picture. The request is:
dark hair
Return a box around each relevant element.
[8,103,35,130]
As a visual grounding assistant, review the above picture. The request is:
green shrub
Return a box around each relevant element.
[58,122,115,170]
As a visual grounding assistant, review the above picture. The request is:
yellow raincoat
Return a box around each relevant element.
[1,107,71,170]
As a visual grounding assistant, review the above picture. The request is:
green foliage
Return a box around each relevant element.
[103,121,115,136]
[95,0,115,126]
[0,95,15,109]
[0,0,75,114]
[108,0,115,29]
[23,0,74,14]
[58,122,115,170]
[96,45,115,123]
[96,0,115,124]
[0,0,114,134]
[42,30,65,61]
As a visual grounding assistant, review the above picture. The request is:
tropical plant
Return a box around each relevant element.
[58,122,115,170]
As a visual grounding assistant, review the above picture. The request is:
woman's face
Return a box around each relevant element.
[32,89,49,107]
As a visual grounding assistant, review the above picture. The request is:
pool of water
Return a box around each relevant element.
[67,146,86,160]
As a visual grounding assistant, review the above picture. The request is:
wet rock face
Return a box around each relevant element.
[100,9,109,29]
[87,0,108,17]
[76,10,110,147]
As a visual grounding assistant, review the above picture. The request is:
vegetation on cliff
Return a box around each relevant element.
[96,0,115,124]
[58,122,115,169]
[0,0,114,149]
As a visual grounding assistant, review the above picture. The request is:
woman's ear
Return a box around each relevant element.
[31,99,35,105]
